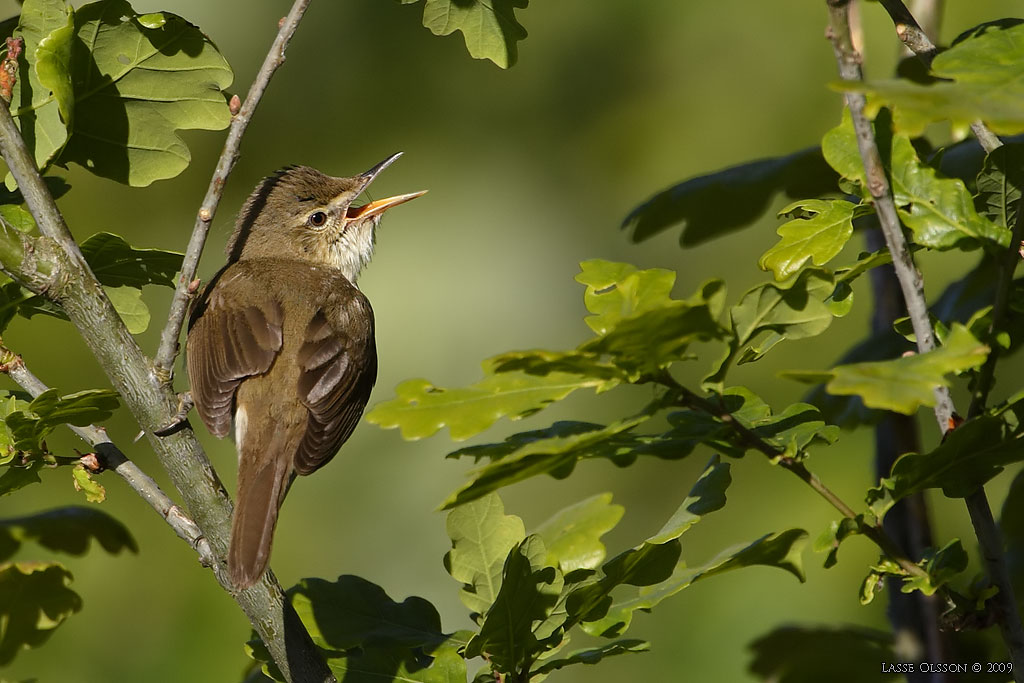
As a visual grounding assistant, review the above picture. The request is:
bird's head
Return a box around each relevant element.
[227,153,425,282]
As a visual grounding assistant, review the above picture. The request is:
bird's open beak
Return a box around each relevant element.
[346,190,428,220]
[347,151,427,220]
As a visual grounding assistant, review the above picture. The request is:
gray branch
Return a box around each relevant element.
[0,42,332,683]
[1,345,214,565]
[154,0,314,375]
[827,1,1024,675]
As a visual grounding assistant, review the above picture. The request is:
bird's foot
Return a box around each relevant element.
[153,391,194,437]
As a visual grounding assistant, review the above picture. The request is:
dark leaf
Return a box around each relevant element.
[622,147,839,246]
[80,232,183,288]
[0,562,81,666]
[748,625,898,683]
[0,506,136,561]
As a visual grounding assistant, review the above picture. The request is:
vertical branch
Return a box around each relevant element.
[154,0,314,375]
[825,0,953,427]
[828,0,1024,675]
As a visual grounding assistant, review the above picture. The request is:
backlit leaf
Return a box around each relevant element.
[401,0,528,69]
[104,285,149,334]
[784,324,988,414]
[444,493,525,618]
[535,493,624,573]
[759,199,857,281]
[532,639,649,676]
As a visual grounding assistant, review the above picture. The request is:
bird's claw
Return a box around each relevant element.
[153,391,194,437]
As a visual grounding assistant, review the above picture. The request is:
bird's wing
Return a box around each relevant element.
[294,288,377,475]
[186,267,284,438]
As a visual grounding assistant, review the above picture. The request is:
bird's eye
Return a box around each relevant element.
[307,211,328,228]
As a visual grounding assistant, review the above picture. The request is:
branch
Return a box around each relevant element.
[154,0,314,375]
[0,68,333,683]
[877,0,1002,153]
[0,344,214,565]
[826,0,953,428]
[661,376,930,581]
[827,1,1024,674]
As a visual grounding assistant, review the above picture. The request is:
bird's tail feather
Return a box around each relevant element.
[229,435,293,589]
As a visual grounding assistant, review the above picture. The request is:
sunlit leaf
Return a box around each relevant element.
[535,493,624,573]
[759,199,857,281]
[10,0,74,174]
[822,110,1008,249]
[0,562,81,666]
[5,388,118,455]
[400,0,528,69]
[14,0,233,186]
[71,464,104,503]
[784,324,989,414]
[622,147,839,246]
[104,285,149,334]
[847,21,1024,136]
[444,493,525,618]
[0,506,136,562]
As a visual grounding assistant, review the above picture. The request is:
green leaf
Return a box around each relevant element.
[402,0,528,69]
[441,416,650,509]
[813,517,861,569]
[0,205,38,234]
[81,232,183,288]
[0,506,135,562]
[784,324,989,414]
[581,529,808,638]
[648,456,731,544]
[532,639,649,676]
[976,142,1024,230]
[576,260,678,334]
[251,575,468,683]
[748,626,899,683]
[822,110,1009,249]
[847,21,1024,136]
[367,359,616,441]
[535,493,624,573]
[23,0,233,186]
[466,536,563,673]
[0,562,81,666]
[103,285,149,334]
[622,146,839,246]
[901,539,968,596]
[0,462,42,497]
[71,464,104,503]
[5,388,119,455]
[444,493,525,618]
[11,0,75,174]
[759,199,857,281]
[869,408,1024,505]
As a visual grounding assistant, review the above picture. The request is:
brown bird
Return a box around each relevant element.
[186,153,425,588]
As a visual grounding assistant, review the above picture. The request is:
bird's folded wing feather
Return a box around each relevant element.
[187,270,284,438]
[294,291,377,475]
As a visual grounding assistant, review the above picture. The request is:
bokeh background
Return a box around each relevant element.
[3,1,1023,681]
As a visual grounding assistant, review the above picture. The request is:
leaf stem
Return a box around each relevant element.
[154,0,314,376]
[665,377,929,580]
[0,344,214,564]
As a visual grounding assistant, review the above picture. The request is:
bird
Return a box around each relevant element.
[186,153,425,588]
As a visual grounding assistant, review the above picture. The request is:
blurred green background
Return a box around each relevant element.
[3,1,1023,681]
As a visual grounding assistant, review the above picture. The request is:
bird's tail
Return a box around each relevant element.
[229,429,295,589]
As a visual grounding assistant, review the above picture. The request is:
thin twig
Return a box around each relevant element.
[826,0,953,429]
[664,377,930,580]
[877,0,1002,153]
[0,345,214,565]
[154,0,314,376]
